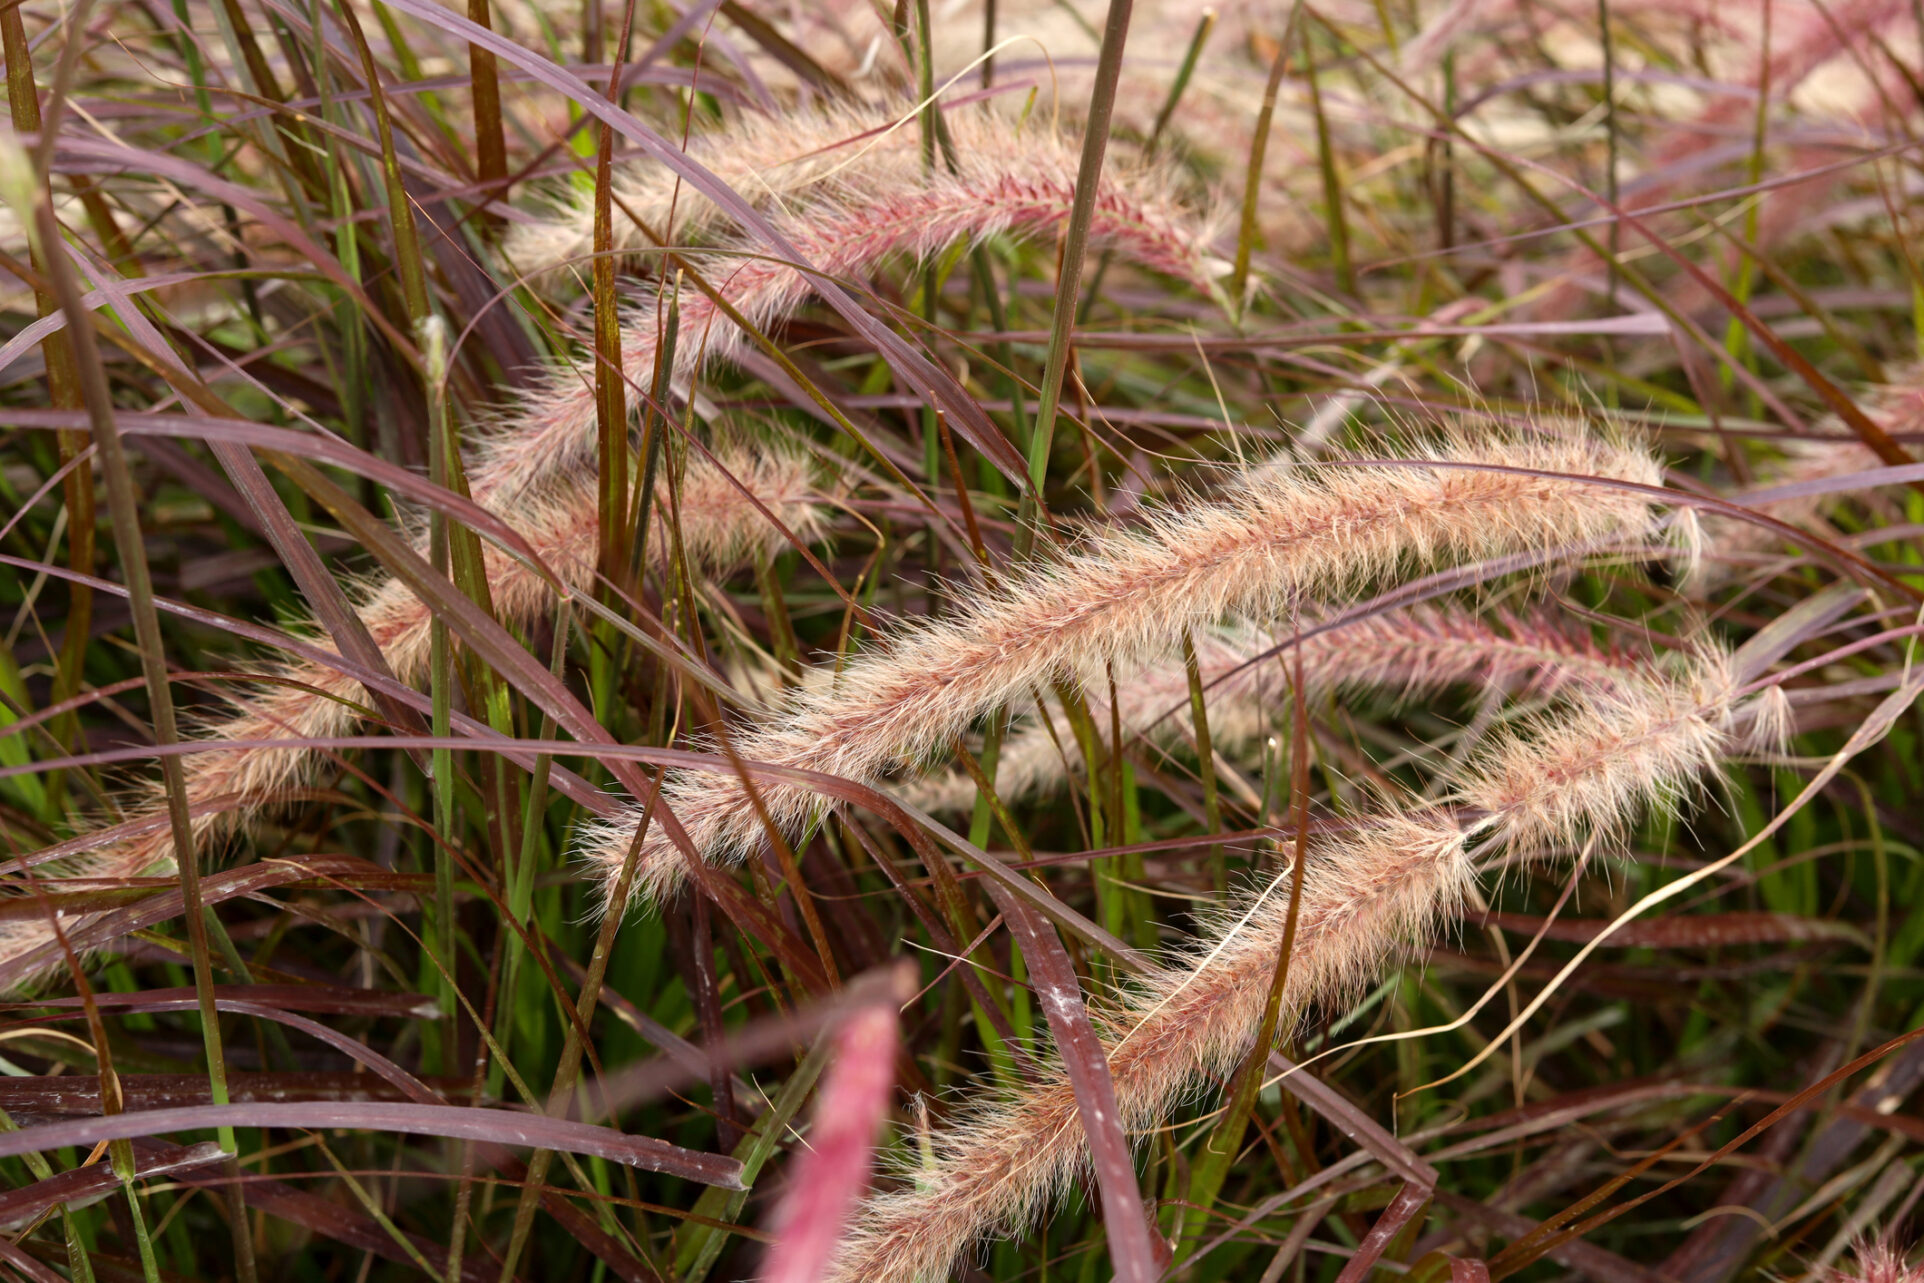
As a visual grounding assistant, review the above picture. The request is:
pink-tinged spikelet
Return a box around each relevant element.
[1831,1243,1924,1283]
[503,102,945,274]
[761,1002,902,1283]
[580,430,1675,909]
[474,106,1220,508]
[829,813,1473,1283]
[1455,648,1738,850]
[825,647,1751,1283]
[0,447,820,992]
[900,606,1656,814]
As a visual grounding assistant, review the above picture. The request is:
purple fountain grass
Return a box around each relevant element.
[578,431,1678,909]
[893,0,1336,254]
[473,106,1222,508]
[825,646,1754,1283]
[0,104,1217,989]
[0,447,820,990]
[1530,0,1916,322]
[899,605,1657,814]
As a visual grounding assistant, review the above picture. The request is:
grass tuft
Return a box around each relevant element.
[0,2,1921,1281]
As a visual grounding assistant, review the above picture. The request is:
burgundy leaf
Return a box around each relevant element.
[1479,911,1866,949]
[1333,1180,1430,1283]
[0,1140,226,1231]
[989,887,1160,1283]
[761,1002,901,1283]
[0,1103,743,1186]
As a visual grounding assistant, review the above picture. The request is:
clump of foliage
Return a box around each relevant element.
[0,1,1920,1281]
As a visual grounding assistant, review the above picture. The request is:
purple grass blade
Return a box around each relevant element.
[0,1103,743,1186]
[364,0,1027,488]
[5,409,552,576]
[1333,1180,1431,1283]
[136,1138,502,1283]
[9,984,441,1018]
[1452,1259,1493,1283]
[989,886,1162,1283]
[761,1001,901,1283]
[0,1140,225,1231]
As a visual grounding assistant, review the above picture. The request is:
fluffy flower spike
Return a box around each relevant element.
[582,428,1672,911]
[827,643,1751,1283]
[475,104,1222,508]
[0,446,819,991]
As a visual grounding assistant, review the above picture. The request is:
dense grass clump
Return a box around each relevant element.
[0,1,1920,1281]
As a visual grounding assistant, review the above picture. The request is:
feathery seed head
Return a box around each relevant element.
[478,106,1222,508]
[1831,1243,1924,1283]
[825,808,1479,1283]
[831,610,1749,1283]
[1743,682,1797,755]
[899,604,1662,815]
[1455,647,1738,852]
[585,431,1675,914]
[0,447,822,994]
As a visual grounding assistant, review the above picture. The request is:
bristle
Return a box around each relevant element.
[1832,1242,1924,1283]
[580,431,1672,911]
[1454,649,1738,851]
[898,605,1657,814]
[1743,682,1796,755]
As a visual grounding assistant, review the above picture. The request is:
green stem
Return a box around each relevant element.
[1022,0,1136,521]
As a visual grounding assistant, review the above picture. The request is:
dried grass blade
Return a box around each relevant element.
[1491,1026,1924,1279]
[1425,1192,1656,1283]
[1599,189,1923,487]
